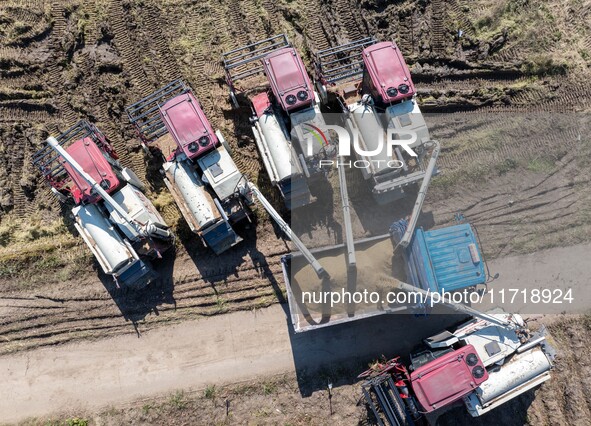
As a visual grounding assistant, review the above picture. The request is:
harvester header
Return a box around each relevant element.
[126,79,190,145]
[313,37,376,85]
[222,33,290,88]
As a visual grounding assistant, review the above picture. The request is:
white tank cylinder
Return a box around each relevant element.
[477,348,552,404]
[351,105,390,175]
[257,112,300,182]
[74,204,132,274]
[163,160,217,231]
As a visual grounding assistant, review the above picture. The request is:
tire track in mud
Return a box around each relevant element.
[448,0,473,38]
[77,48,143,174]
[107,1,182,175]
[430,0,447,55]
[261,0,281,30]
[301,0,332,53]
[0,2,59,218]
[431,119,589,258]
[225,0,251,46]
[0,250,288,354]
[108,1,152,97]
[395,8,417,57]
[141,3,182,83]
[47,1,77,124]
[421,79,591,113]
[332,0,367,42]
[437,126,580,171]
[0,107,54,123]
[196,0,267,181]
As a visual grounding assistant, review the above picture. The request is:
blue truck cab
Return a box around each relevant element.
[390,219,486,293]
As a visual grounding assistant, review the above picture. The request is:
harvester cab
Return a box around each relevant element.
[126,80,252,255]
[222,34,335,210]
[32,120,173,289]
[359,301,555,425]
[314,38,439,205]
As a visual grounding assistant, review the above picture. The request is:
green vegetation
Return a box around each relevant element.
[495,158,519,175]
[65,419,88,426]
[169,390,188,409]
[521,55,568,77]
[204,384,217,399]
[262,381,277,395]
[527,157,556,173]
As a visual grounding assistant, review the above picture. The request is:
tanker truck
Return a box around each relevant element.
[31,121,173,289]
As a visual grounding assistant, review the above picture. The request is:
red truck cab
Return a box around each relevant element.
[263,47,314,113]
[159,91,218,160]
[363,41,415,104]
[60,136,120,204]
[410,344,489,412]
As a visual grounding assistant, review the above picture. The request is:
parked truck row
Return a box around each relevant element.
[32,34,554,424]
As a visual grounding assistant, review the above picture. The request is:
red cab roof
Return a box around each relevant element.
[410,345,488,412]
[263,47,313,112]
[160,91,217,160]
[61,137,120,204]
[363,41,415,104]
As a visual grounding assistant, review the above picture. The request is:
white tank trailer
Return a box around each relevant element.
[250,99,312,210]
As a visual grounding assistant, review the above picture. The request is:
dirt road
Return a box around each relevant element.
[2,242,590,424]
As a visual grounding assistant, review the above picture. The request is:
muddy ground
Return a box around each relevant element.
[1,0,591,424]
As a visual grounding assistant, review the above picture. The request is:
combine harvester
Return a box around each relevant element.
[127,80,327,276]
[32,121,173,289]
[126,80,252,255]
[358,298,555,424]
[313,38,439,205]
[222,34,335,210]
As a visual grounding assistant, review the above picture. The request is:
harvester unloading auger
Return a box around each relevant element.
[222,34,336,210]
[32,121,173,289]
[126,80,327,277]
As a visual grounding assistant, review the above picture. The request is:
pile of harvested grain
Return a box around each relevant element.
[290,238,407,324]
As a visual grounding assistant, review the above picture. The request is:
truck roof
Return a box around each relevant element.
[263,47,313,112]
[61,137,120,204]
[400,223,486,293]
[410,344,488,412]
[363,41,415,104]
[159,91,217,160]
